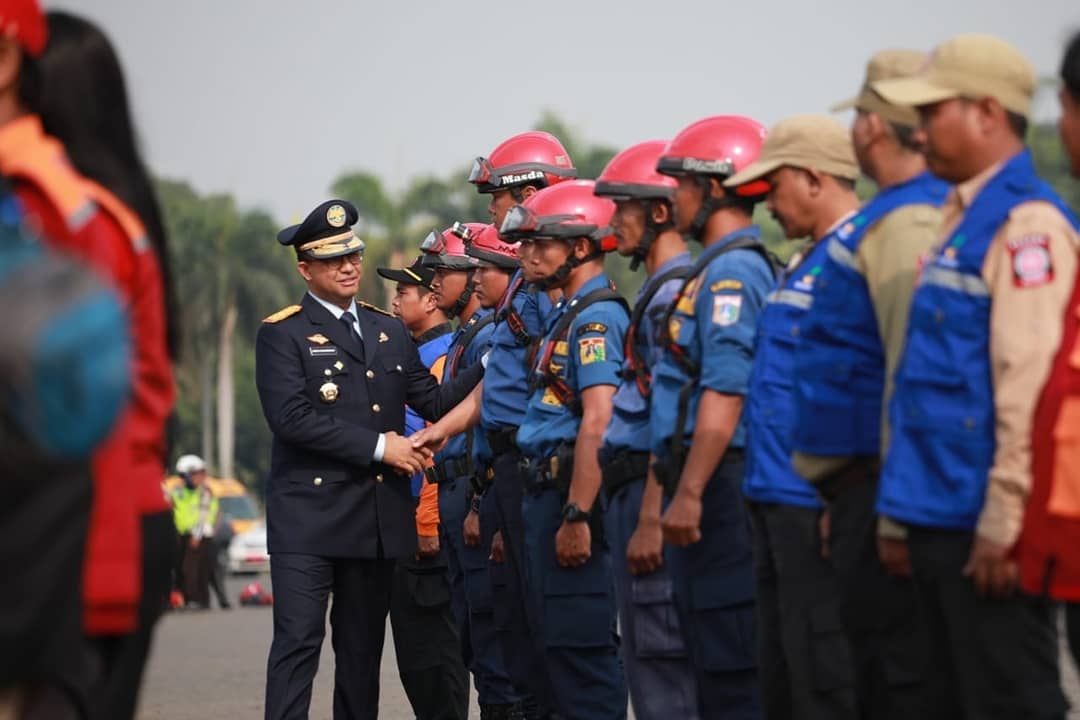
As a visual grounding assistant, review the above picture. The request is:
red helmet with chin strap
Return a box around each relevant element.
[420,222,483,271]
[464,223,520,270]
[500,180,616,289]
[657,115,769,239]
[468,131,577,196]
[595,141,677,271]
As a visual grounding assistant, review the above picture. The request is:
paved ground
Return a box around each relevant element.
[137,574,1080,719]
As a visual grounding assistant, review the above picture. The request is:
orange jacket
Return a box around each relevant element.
[0,115,175,634]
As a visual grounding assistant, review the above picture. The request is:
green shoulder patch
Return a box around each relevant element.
[358,300,395,318]
[575,322,608,337]
[263,305,301,323]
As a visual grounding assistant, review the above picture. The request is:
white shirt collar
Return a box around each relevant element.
[307,291,357,320]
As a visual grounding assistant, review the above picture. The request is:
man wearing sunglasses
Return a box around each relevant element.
[256,199,484,720]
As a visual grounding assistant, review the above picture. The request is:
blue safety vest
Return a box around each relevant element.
[792,172,949,457]
[878,150,1080,529]
[743,237,832,508]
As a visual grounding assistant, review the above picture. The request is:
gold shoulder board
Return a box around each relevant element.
[358,301,394,318]
[263,305,302,323]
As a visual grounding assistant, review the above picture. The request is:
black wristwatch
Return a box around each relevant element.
[561,502,592,523]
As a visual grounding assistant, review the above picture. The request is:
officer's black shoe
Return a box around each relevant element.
[479,703,524,720]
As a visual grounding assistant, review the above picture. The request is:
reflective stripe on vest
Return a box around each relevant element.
[743,237,832,508]
[879,151,1080,529]
[792,172,950,457]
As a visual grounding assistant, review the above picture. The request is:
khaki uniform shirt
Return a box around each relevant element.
[793,197,943,489]
[946,161,1080,547]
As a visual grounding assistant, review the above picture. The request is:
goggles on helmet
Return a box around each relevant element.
[499,205,608,244]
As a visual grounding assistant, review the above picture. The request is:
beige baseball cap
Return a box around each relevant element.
[723,114,859,188]
[872,33,1035,118]
[831,49,927,126]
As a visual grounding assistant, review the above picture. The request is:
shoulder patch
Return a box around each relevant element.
[263,305,301,323]
[358,300,395,318]
[579,337,607,364]
[1008,234,1053,288]
[576,322,608,337]
[710,279,743,292]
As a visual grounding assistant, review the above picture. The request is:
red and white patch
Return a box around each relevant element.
[1008,234,1053,288]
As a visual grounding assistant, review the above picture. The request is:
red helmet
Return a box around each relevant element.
[594,140,677,201]
[657,115,770,199]
[420,222,483,271]
[1,0,47,57]
[468,131,577,194]
[500,180,616,253]
[464,223,519,270]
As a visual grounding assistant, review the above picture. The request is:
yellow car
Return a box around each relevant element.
[162,475,261,536]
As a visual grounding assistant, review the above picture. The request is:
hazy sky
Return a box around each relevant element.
[49,0,1078,224]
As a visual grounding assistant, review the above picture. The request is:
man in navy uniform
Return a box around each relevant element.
[255,199,483,720]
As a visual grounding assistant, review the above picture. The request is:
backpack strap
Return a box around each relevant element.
[448,312,496,377]
[530,287,630,416]
[622,265,691,398]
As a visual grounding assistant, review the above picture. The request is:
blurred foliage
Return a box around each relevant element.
[161,117,1076,496]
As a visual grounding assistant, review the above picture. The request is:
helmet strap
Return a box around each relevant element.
[631,200,675,272]
[688,176,741,242]
[446,271,476,319]
[534,245,600,291]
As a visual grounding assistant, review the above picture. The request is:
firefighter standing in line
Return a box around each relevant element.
[649,116,774,719]
[502,179,629,719]
[873,33,1079,718]
[592,141,699,720]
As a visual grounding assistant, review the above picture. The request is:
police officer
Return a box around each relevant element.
[592,141,699,720]
[416,132,577,716]
[255,199,483,720]
[377,256,467,720]
[725,115,862,719]
[501,179,629,719]
[171,454,219,610]
[420,223,524,720]
[648,116,772,719]
[873,34,1079,718]
[791,52,949,717]
[1018,28,1080,668]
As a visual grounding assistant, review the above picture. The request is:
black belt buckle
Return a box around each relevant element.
[602,450,648,499]
[486,427,520,456]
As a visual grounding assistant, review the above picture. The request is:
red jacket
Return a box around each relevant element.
[1018,267,1080,600]
[0,115,175,634]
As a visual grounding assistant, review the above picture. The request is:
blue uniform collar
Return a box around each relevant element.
[692,225,761,276]
[548,273,611,329]
[638,251,692,300]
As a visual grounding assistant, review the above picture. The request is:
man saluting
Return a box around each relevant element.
[255,199,483,720]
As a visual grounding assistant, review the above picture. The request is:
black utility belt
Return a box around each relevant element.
[522,445,575,496]
[601,450,650,498]
[424,456,473,486]
[486,427,520,456]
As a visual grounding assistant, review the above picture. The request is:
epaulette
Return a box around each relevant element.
[358,300,394,318]
[263,305,302,323]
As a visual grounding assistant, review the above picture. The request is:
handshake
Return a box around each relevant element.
[381,424,451,476]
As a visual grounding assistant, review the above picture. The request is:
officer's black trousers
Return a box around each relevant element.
[265,553,394,720]
[907,527,1068,720]
[828,471,926,720]
[750,501,856,720]
[389,550,469,720]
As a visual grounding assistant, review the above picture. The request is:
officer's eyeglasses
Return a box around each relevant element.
[319,252,363,270]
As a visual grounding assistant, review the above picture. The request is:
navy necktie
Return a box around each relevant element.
[339,311,363,356]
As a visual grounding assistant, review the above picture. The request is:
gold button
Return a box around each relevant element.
[366,370,375,379]
[313,477,323,486]
[372,403,381,413]
[375,474,384,483]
